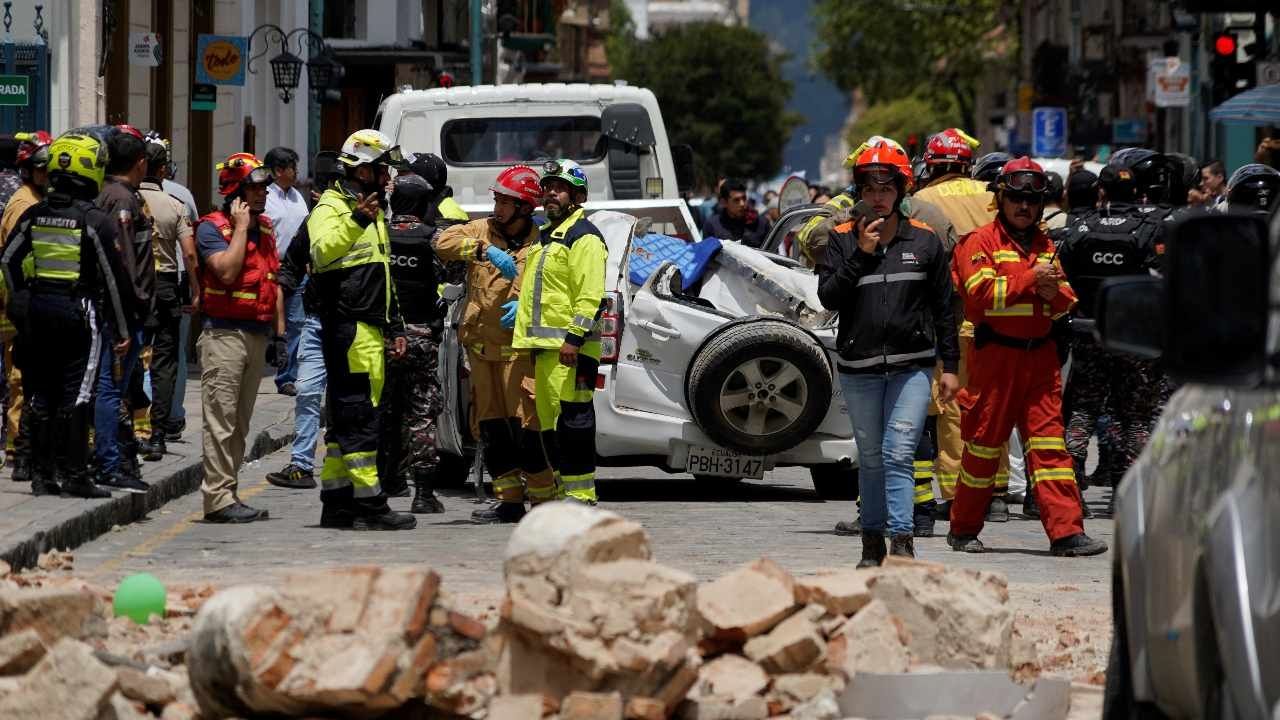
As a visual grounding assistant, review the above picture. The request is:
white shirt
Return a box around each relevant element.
[264,182,309,258]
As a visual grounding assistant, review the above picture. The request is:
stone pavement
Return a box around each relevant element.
[73,443,1116,608]
[0,376,295,571]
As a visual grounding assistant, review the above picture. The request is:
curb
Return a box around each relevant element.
[0,419,294,572]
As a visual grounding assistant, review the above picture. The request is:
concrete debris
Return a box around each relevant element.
[489,693,547,719]
[102,692,153,720]
[679,694,770,720]
[742,604,826,674]
[562,690,625,719]
[0,585,106,645]
[867,565,1013,669]
[186,565,491,719]
[693,654,769,698]
[0,628,45,675]
[117,666,178,707]
[36,549,75,571]
[793,569,874,616]
[0,637,118,719]
[697,558,797,644]
[825,599,909,680]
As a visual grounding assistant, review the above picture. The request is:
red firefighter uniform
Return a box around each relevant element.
[949,219,1083,541]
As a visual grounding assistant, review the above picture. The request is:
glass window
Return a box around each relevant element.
[440,116,605,166]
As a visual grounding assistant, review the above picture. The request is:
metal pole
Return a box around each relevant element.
[309,0,323,167]
[470,0,482,85]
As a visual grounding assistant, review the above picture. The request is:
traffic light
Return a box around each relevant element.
[1209,30,1260,106]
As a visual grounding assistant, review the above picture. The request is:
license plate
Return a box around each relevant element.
[686,445,765,479]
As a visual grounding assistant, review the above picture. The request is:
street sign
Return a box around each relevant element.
[130,32,162,67]
[0,74,30,107]
[1151,57,1190,108]
[778,175,809,213]
[1031,107,1068,158]
[191,83,217,112]
[1112,118,1147,144]
[196,34,246,86]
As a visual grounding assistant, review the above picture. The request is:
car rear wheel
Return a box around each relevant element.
[687,319,832,455]
[810,464,858,500]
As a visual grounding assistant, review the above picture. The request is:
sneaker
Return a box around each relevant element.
[352,509,417,531]
[986,496,1010,523]
[889,532,915,559]
[140,438,165,462]
[912,505,936,538]
[99,471,150,495]
[62,478,112,499]
[946,533,986,553]
[470,501,526,524]
[1050,533,1108,557]
[205,503,269,524]
[266,463,317,490]
[278,383,298,397]
[834,516,862,536]
[319,503,356,528]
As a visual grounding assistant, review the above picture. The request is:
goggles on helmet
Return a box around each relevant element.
[1001,171,1048,193]
[855,164,900,186]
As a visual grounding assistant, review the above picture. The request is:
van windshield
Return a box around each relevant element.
[441,116,605,166]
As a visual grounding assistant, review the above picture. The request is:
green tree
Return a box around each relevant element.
[812,0,1014,134]
[607,16,799,185]
[847,94,960,150]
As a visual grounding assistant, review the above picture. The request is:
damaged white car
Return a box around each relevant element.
[435,199,858,498]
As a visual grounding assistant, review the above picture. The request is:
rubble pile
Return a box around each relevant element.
[0,508,1048,719]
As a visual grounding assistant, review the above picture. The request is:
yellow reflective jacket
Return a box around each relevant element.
[796,192,855,266]
[512,207,608,350]
[307,188,400,328]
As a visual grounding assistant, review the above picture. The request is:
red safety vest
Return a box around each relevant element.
[198,211,280,324]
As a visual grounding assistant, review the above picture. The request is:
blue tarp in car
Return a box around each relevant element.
[628,234,722,290]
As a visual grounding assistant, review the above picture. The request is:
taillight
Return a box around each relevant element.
[599,291,622,363]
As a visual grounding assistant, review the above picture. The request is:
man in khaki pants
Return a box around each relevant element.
[195,153,284,523]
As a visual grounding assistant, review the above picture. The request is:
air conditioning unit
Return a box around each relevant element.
[1259,61,1280,87]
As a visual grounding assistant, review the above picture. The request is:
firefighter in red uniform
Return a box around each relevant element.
[947,157,1107,557]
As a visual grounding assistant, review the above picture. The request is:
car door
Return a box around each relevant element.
[760,204,824,261]
[435,283,469,458]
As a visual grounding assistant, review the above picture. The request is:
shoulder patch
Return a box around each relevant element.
[833,221,854,233]
[908,218,933,231]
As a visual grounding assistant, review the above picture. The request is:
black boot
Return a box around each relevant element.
[1023,489,1040,518]
[857,531,886,569]
[139,436,165,462]
[28,402,58,496]
[382,472,410,498]
[890,533,915,559]
[57,408,110,499]
[912,501,936,538]
[471,501,526,524]
[353,509,418,531]
[410,472,445,514]
[1050,532,1108,557]
[11,454,29,482]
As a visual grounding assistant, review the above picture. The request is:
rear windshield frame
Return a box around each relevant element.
[439,115,607,167]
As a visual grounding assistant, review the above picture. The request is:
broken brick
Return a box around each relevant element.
[626,696,668,720]
[742,606,825,673]
[284,566,380,632]
[0,586,105,645]
[359,566,440,641]
[0,628,45,675]
[117,666,177,706]
[489,693,546,719]
[794,569,874,616]
[825,599,908,680]
[694,654,768,698]
[562,690,624,720]
[0,638,117,720]
[696,558,796,642]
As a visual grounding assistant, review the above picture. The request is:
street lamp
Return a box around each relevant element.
[269,49,304,103]
[248,24,344,104]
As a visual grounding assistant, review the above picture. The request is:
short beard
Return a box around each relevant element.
[545,204,565,221]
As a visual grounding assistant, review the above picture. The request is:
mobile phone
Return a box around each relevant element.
[848,200,878,225]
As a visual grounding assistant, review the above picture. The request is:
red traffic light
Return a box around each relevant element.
[1214,33,1237,57]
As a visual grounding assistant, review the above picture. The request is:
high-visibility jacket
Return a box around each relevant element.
[307,188,401,330]
[913,175,995,238]
[951,219,1076,340]
[512,207,608,350]
[796,192,855,266]
[197,210,280,324]
[436,195,470,223]
[434,217,537,359]
[0,184,41,336]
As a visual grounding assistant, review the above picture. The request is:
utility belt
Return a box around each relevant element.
[973,323,1051,351]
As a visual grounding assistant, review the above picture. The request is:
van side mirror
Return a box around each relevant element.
[1095,276,1163,359]
[672,144,696,194]
[1161,212,1270,386]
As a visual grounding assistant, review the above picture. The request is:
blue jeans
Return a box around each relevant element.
[290,315,326,471]
[94,327,145,473]
[171,313,190,421]
[840,368,933,536]
[276,282,306,389]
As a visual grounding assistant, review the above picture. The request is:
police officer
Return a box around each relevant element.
[379,174,446,513]
[511,159,608,505]
[1223,164,1280,215]
[1055,151,1166,514]
[0,130,132,498]
[308,129,415,531]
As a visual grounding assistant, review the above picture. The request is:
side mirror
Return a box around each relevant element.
[672,144,696,194]
[1162,212,1271,387]
[1095,277,1163,359]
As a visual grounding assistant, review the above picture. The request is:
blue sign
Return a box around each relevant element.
[1032,107,1068,157]
[1111,118,1148,145]
[195,34,246,87]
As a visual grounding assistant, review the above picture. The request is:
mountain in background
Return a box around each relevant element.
[749,0,849,181]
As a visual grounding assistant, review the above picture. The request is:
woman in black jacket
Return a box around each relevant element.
[816,140,960,567]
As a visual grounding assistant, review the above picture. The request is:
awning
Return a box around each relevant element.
[1209,84,1280,125]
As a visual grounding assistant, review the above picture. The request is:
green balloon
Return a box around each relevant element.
[113,573,166,625]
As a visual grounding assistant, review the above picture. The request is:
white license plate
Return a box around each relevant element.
[686,445,765,479]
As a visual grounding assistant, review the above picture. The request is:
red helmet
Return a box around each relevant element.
[924,128,978,166]
[853,140,912,188]
[15,130,52,168]
[216,152,272,197]
[114,124,144,140]
[491,165,542,206]
[993,156,1050,197]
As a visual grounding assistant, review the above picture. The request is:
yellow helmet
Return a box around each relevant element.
[49,131,109,190]
[338,129,404,168]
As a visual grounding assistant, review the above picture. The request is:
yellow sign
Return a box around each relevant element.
[196,35,246,86]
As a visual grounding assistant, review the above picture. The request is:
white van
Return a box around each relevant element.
[374,83,694,204]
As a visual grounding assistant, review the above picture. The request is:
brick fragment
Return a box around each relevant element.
[0,586,105,644]
[359,566,440,641]
[562,690,624,720]
[283,566,380,632]
[696,558,796,642]
[626,695,669,720]
[117,666,177,706]
[794,569,874,616]
[694,654,768,698]
[742,606,825,673]
[0,628,45,675]
[825,599,908,680]
[0,638,117,720]
[488,693,546,719]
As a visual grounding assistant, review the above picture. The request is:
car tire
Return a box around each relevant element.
[687,319,832,456]
[810,464,858,500]
[1103,571,1169,720]
[436,450,475,489]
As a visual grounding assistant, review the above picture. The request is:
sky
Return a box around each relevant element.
[749,0,850,180]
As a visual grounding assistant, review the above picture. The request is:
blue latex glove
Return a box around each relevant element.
[500,300,519,329]
[486,245,517,280]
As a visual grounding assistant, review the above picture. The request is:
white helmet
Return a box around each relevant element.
[339,129,404,168]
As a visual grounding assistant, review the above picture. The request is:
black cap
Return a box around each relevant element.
[1066,169,1099,210]
[408,152,447,191]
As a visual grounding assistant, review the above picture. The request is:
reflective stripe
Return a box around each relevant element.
[964,267,995,291]
[1050,309,1070,320]
[913,483,935,502]
[991,250,1021,263]
[32,227,82,281]
[913,460,934,480]
[491,473,523,491]
[561,477,596,491]
[528,239,552,331]
[1026,436,1067,451]
[959,468,994,488]
[352,481,383,498]
[230,291,257,300]
[572,314,594,329]
[344,452,378,470]
[856,271,928,287]
[993,276,1007,308]
[837,348,936,370]
[1032,467,1076,484]
[965,442,1002,460]
[984,304,1035,317]
[526,325,568,339]
[204,288,226,295]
